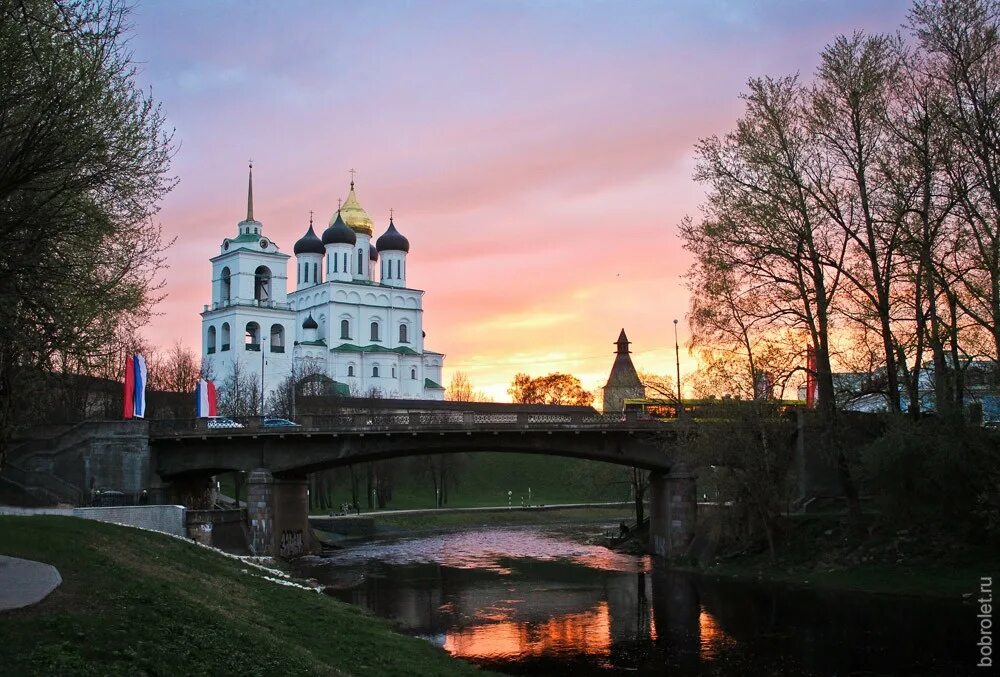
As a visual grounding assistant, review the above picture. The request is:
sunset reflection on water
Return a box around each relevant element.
[443,601,613,662]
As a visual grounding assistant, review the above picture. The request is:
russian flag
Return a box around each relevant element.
[122,354,147,419]
[196,379,218,417]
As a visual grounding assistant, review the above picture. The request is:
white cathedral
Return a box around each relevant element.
[201,166,446,403]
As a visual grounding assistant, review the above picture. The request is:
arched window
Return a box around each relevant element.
[254,266,271,302]
[399,323,408,343]
[220,267,231,302]
[207,326,217,354]
[313,262,319,283]
[343,252,348,272]
[221,323,231,351]
[347,365,355,377]
[270,324,285,353]
[333,255,338,273]
[303,263,308,283]
[372,365,379,377]
[357,249,363,274]
[370,321,380,341]
[245,322,260,350]
[411,367,417,380]
[391,366,396,378]
[340,319,350,340]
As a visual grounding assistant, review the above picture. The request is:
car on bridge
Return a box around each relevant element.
[263,418,300,429]
[206,416,243,429]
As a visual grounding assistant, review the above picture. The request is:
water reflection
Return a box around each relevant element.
[292,526,976,675]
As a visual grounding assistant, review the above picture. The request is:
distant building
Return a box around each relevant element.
[200,166,446,403]
[602,329,645,413]
[817,359,1000,422]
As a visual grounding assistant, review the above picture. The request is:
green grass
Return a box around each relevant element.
[0,516,492,676]
[684,514,998,598]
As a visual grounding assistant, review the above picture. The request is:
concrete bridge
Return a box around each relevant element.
[148,411,696,560]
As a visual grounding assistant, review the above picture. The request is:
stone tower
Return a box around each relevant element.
[602,329,645,413]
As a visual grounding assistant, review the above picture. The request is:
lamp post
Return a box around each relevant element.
[674,319,682,414]
[259,334,266,416]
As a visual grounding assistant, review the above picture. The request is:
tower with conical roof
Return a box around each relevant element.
[602,329,645,413]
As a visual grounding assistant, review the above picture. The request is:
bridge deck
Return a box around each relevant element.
[149,411,673,441]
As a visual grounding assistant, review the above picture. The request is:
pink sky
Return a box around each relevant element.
[132,0,909,401]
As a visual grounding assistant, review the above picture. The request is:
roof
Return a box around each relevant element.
[604,329,643,389]
[425,378,444,390]
[337,184,374,236]
[331,343,421,355]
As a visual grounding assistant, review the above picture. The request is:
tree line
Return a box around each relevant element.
[682,0,1000,421]
[678,0,1000,553]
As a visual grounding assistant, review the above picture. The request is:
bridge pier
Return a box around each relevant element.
[648,466,696,559]
[246,468,311,558]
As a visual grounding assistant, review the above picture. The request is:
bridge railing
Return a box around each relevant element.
[148,410,665,437]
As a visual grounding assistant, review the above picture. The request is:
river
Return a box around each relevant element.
[290,523,976,675]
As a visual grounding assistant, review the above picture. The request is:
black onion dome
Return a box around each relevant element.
[293,224,325,255]
[376,218,410,252]
[369,243,378,261]
[322,211,356,245]
[302,313,318,330]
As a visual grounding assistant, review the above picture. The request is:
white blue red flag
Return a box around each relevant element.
[196,379,218,417]
[123,354,147,419]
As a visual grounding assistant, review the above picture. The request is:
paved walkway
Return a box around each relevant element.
[0,556,61,611]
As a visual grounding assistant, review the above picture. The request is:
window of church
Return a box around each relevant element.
[399,323,408,343]
[411,367,417,380]
[245,322,260,351]
[221,323,230,351]
[303,263,308,284]
[391,366,396,378]
[370,322,380,341]
[270,324,285,353]
[357,249,363,275]
[207,326,216,354]
[396,260,401,279]
[340,319,350,340]
[221,267,231,302]
[254,266,271,302]
[347,365,355,377]
[313,262,318,283]
[372,365,379,377]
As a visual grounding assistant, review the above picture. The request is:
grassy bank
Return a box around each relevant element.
[0,516,489,676]
[683,514,998,598]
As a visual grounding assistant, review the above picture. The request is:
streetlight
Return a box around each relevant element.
[259,334,267,416]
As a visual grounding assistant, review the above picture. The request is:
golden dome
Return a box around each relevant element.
[332,184,374,237]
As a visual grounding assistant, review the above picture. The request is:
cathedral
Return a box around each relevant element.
[201,166,446,403]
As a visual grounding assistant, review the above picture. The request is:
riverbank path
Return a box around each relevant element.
[0,556,62,611]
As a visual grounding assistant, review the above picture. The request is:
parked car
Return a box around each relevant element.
[206,416,244,429]
[263,417,300,429]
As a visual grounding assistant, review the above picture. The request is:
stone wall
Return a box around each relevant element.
[0,504,186,537]
[73,505,186,536]
[5,420,152,501]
